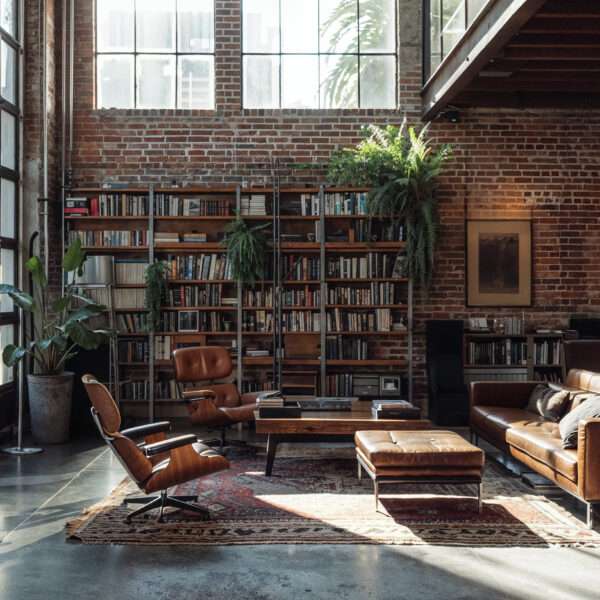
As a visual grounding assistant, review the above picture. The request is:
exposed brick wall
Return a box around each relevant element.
[34,0,600,405]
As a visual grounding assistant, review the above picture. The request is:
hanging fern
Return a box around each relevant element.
[328,121,452,290]
[143,260,169,332]
[222,212,270,288]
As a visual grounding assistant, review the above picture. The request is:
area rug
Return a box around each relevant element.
[66,447,600,547]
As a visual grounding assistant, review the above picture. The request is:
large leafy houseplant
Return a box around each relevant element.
[0,238,107,374]
[328,121,452,290]
[222,211,270,287]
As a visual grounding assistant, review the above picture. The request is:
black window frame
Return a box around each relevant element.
[241,0,399,110]
[95,0,217,110]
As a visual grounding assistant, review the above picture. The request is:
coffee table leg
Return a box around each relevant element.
[265,434,278,476]
[477,482,483,513]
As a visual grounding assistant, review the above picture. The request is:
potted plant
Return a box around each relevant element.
[0,239,108,444]
[143,260,169,332]
[222,211,270,287]
[328,120,452,290]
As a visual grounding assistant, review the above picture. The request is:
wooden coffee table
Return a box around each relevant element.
[254,410,430,475]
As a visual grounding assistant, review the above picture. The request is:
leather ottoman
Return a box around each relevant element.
[355,430,485,512]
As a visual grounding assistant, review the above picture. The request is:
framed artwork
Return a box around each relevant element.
[466,219,532,306]
[178,310,199,332]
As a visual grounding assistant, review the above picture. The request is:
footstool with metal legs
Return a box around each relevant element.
[355,430,485,512]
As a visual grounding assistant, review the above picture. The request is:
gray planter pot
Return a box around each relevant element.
[27,372,74,444]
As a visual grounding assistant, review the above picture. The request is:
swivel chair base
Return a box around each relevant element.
[203,426,248,454]
[123,489,209,523]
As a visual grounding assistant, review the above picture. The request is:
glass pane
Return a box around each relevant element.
[97,0,134,52]
[137,55,175,109]
[359,55,395,108]
[243,55,279,108]
[467,0,487,25]
[0,248,15,312]
[0,325,14,385]
[1,178,15,238]
[320,0,358,54]
[1,40,16,104]
[281,0,318,53]
[320,54,357,108]
[1,110,15,170]
[243,0,279,53]
[178,0,214,53]
[178,56,214,109]
[0,0,16,37]
[359,0,395,53]
[97,55,134,108]
[442,0,465,56]
[281,55,318,108]
[137,0,175,52]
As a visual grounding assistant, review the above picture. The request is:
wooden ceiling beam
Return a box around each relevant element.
[483,60,600,72]
[451,91,600,109]
[421,0,546,121]
[521,18,600,34]
[464,80,600,93]
[537,0,600,17]
[503,47,600,60]
[507,34,600,48]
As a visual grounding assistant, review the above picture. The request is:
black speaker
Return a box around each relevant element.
[570,318,600,340]
[426,320,468,426]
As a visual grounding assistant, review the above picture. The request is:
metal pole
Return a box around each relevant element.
[42,0,48,276]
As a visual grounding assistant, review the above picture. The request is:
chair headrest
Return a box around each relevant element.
[82,374,121,433]
[172,346,232,382]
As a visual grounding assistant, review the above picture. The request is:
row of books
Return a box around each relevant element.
[534,340,562,365]
[325,336,368,360]
[325,373,355,397]
[168,284,231,308]
[115,259,148,284]
[241,194,267,216]
[243,288,322,307]
[327,283,398,305]
[121,380,179,401]
[326,308,392,332]
[154,232,208,245]
[326,254,400,279]
[346,220,404,243]
[118,339,149,363]
[155,335,173,360]
[280,312,321,332]
[117,312,149,333]
[154,195,230,216]
[68,229,148,247]
[242,311,273,332]
[87,288,145,309]
[165,253,232,281]
[158,312,226,333]
[280,256,321,281]
[66,195,150,216]
[242,380,273,393]
[465,340,528,366]
[292,192,368,216]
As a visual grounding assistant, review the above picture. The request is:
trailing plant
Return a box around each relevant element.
[328,121,452,290]
[143,260,169,332]
[0,239,108,375]
[222,211,270,287]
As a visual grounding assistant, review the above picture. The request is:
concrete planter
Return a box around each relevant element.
[27,372,74,444]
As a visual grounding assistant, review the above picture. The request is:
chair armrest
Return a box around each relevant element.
[182,389,217,403]
[121,421,171,438]
[469,381,538,409]
[577,418,600,501]
[144,434,198,457]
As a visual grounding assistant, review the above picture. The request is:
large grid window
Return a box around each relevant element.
[96,0,215,109]
[0,0,19,389]
[242,0,397,109]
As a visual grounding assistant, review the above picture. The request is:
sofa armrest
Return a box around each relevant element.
[577,418,600,501]
[469,381,539,409]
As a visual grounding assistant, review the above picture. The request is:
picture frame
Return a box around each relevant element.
[466,219,532,307]
[178,310,199,332]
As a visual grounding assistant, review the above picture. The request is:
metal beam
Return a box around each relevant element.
[421,0,546,121]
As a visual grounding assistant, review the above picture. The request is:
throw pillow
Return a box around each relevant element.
[527,385,570,422]
[559,395,600,449]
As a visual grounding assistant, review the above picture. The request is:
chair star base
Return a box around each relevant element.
[123,489,209,523]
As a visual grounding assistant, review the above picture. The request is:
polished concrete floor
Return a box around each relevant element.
[2,425,600,600]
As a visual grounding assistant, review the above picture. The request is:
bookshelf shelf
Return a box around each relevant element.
[327,359,408,366]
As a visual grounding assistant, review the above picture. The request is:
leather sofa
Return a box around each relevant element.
[469,368,600,528]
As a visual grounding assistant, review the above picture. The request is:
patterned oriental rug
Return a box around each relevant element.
[67,448,600,547]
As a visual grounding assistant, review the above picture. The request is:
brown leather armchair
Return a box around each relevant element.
[82,374,229,523]
[172,346,262,452]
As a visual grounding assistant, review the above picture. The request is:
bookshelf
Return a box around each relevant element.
[65,184,413,421]
[462,332,564,384]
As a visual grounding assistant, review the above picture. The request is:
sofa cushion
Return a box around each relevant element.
[470,406,548,444]
[506,425,578,482]
[558,394,600,449]
[526,385,570,422]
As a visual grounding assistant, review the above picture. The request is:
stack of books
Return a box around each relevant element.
[241,194,267,215]
[246,348,270,357]
[154,232,179,245]
[64,197,89,216]
[257,392,284,407]
[182,232,207,243]
[372,399,420,419]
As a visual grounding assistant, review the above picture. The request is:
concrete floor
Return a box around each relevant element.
[2,426,600,600]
